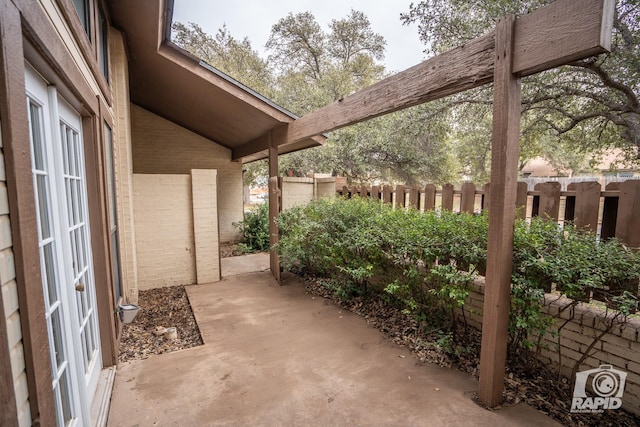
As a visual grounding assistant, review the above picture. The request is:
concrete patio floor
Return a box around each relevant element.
[107,257,560,426]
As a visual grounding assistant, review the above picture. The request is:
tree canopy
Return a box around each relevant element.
[402,0,640,178]
[172,1,640,185]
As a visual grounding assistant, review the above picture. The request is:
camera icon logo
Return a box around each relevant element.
[571,365,627,413]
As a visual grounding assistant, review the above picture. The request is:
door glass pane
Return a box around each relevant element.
[36,174,51,240]
[58,369,74,424]
[28,101,45,170]
[43,243,58,306]
[51,308,66,370]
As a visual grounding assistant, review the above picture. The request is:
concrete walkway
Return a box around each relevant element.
[108,264,560,426]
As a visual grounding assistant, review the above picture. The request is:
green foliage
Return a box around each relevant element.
[402,0,640,179]
[277,198,640,354]
[233,204,270,253]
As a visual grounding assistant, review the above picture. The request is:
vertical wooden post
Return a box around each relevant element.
[382,185,392,204]
[567,181,601,232]
[424,184,436,212]
[395,185,406,209]
[408,185,420,209]
[533,182,561,221]
[460,182,476,214]
[615,180,640,248]
[479,15,521,408]
[268,130,281,283]
[441,183,454,211]
[371,185,380,201]
[516,181,528,219]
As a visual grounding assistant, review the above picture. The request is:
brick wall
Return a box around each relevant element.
[133,174,196,290]
[0,128,31,426]
[110,28,139,304]
[281,177,336,210]
[191,170,221,283]
[133,171,221,289]
[461,279,640,415]
[130,105,242,243]
[281,177,314,211]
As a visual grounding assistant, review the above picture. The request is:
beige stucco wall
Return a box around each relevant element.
[131,105,242,242]
[110,28,139,304]
[0,128,31,426]
[133,174,196,290]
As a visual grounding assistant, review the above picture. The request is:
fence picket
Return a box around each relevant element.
[461,182,476,214]
[566,182,600,232]
[533,182,561,220]
[442,183,454,211]
[616,180,640,248]
[424,184,436,211]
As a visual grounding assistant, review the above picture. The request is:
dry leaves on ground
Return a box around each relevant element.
[118,285,203,363]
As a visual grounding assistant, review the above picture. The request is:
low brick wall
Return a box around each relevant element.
[461,278,640,415]
[281,177,336,211]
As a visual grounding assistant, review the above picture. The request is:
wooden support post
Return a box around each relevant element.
[268,130,281,283]
[479,15,521,408]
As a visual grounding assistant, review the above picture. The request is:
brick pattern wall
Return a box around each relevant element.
[461,279,640,415]
[191,170,221,283]
[316,178,337,199]
[280,177,336,211]
[0,130,31,425]
[133,174,196,290]
[110,29,139,303]
[281,177,315,211]
[131,105,242,242]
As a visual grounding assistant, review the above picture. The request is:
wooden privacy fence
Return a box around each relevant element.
[337,179,640,248]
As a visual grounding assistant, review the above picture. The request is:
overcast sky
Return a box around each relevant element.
[172,0,427,73]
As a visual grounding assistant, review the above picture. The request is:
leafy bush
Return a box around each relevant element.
[276,197,640,354]
[233,203,270,252]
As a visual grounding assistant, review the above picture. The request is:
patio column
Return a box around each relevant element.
[478,15,521,407]
[268,129,281,282]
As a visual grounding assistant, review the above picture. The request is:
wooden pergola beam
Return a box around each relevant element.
[285,0,613,145]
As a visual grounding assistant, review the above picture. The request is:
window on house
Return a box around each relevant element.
[98,6,109,80]
[104,123,122,303]
[72,0,91,40]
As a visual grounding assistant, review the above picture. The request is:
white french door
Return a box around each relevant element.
[26,65,101,427]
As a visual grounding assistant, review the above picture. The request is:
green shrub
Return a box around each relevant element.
[234,203,270,252]
[276,197,639,354]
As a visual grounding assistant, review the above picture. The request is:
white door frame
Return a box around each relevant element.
[26,64,102,427]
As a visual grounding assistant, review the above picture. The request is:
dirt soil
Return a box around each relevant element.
[118,286,203,363]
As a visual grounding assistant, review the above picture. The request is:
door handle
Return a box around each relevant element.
[75,283,85,292]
